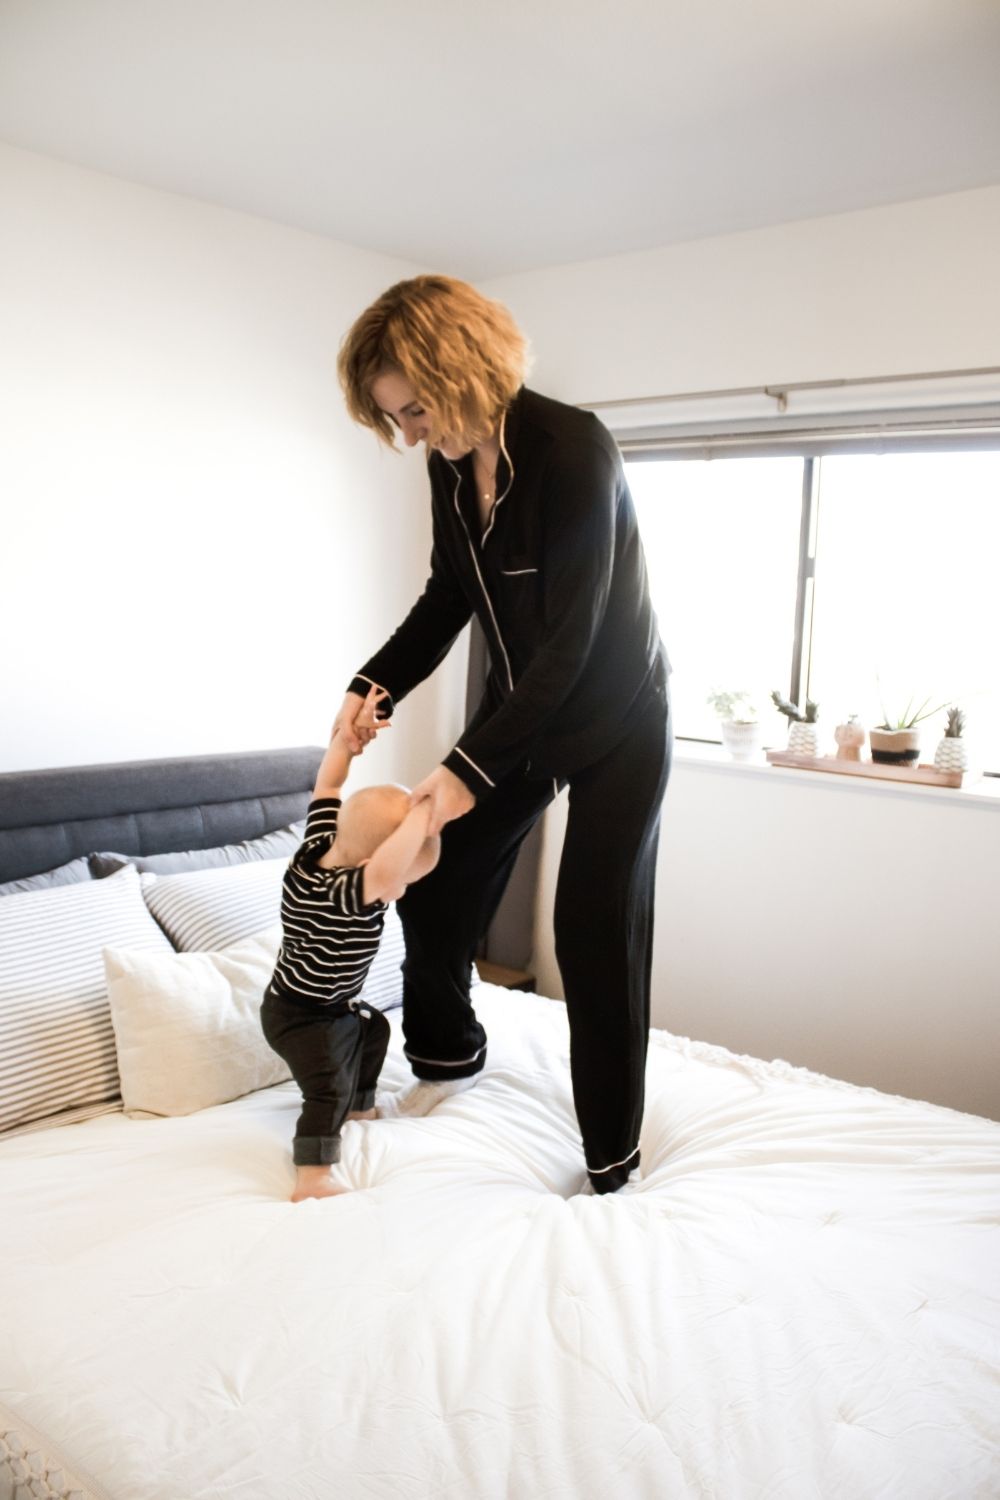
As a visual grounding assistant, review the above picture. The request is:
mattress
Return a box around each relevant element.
[2,985,999,1500]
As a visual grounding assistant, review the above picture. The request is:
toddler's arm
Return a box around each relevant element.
[313,685,387,798]
[312,729,356,800]
[362,800,435,905]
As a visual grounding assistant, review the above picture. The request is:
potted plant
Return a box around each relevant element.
[770,690,820,756]
[706,688,761,761]
[933,706,968,773]
[869,694,947,765]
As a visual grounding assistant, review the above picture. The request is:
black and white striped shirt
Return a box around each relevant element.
[269,799,386,1007]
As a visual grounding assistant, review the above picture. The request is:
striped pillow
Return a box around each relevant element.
[141,860,287,952]
[0,854,94,897]
[359,902,406,1012]
[142,861,407,1011]
[0,865,173,1135]
[89,820,306,879]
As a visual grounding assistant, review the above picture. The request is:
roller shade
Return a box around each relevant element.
[590,366,1000,459]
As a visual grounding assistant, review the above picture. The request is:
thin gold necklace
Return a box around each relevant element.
[473,450,499,502]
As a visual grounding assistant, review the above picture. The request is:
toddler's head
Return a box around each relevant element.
[336,783,440,884]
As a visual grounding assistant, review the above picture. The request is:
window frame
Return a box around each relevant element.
[610,374,1000,774]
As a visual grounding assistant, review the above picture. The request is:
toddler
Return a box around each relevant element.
[261,688,440,1201]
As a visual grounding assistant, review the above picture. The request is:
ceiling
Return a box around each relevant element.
[1,0,998,279]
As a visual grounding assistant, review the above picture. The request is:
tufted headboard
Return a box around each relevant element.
[0,747,324,884]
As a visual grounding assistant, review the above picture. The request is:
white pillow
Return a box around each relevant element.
[142,860,408,1011]
[0,866,172,1134]
[104,926,290,1117]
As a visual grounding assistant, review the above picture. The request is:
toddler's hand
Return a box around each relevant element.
[332,684,390,752]
[355,684,391,739]
[409,765,475,836]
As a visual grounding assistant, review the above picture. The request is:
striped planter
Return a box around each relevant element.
[869,727,921,765]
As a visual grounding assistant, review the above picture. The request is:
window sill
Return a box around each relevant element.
[672,740,1000,811]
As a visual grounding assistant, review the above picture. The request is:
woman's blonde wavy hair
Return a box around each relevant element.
[337,275,531,449]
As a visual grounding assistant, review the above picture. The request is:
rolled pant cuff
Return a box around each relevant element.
[403,1044,487,1084]
[293,1135,342,1167]
[588,1147,640,1195]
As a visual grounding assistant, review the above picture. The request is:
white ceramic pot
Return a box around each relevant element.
[788,721,820,757]
[720,721,761,761]
[933,736,968,772]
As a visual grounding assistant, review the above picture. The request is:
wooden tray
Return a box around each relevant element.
[766,750,963,788]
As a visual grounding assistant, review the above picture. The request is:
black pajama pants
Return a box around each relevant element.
[397,674,672,1194]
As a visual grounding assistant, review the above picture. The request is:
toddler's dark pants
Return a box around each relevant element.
[260,987,391,1166]
[397,671,672,1194]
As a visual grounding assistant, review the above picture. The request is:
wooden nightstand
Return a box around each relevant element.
[476,960,536,993]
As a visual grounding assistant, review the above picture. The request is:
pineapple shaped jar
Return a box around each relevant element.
[771,690,820,756]
[934,707,968,774]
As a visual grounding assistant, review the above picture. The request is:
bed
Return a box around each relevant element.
[1,750,999,1500]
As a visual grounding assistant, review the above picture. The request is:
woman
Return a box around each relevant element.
[334,275,672,1194]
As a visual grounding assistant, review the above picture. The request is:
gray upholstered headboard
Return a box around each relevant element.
[0,747,324,884]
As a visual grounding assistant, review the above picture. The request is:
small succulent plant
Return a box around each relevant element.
[706,688,758,723]
[770,690,819,724]
[934,704,969,774]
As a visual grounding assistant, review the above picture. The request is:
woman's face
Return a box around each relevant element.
[370,370,468,461]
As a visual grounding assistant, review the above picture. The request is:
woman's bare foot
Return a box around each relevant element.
[378,1078,477,1118]
[346,1107,377,1121]
[291,1165,348,1202]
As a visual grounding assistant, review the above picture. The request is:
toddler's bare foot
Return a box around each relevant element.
[291,1165,348,1202]
[346,1107,377,1121]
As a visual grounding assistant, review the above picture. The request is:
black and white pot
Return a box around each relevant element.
[869,727,921,765]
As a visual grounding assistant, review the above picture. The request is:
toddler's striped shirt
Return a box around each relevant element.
[269,799,386,1007]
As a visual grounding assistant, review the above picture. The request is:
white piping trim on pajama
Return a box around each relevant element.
[445,430,517,695]
[480,410,514,546]
[403,1042,487,1067]
[447,463,515,693]
[355,673,388,696]
[452,746,495,789]
[587,1145,640,1175]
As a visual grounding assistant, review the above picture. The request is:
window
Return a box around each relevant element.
[628,456,803,745]
[626,447,1000,773]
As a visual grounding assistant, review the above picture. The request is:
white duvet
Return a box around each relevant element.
[2,986,999,1500]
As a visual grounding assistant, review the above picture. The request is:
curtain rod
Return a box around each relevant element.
[621,419,1000,454]
[584,365,1000,413]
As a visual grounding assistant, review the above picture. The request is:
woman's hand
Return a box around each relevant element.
[409,766,475,836]
[332,686,390,754]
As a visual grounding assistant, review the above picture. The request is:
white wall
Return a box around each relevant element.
[0,144,468,785]
[533,766,1000,1121]
[484,187,1000,1119]
[486,186,1000,401]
